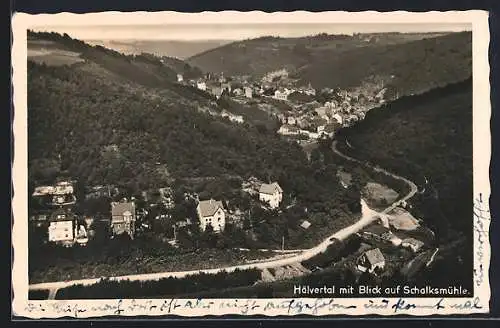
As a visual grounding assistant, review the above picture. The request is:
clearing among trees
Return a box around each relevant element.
[387,207,420,231]
[362,182,399,208]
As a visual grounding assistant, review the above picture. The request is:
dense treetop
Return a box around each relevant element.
[188,31,471,96]
[27,33,355,213]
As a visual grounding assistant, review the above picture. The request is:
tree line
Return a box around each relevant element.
[56,268,261,299]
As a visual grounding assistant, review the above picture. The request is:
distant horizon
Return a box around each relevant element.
[80,30,461,42]
[31,23,471,41]
[83,38,235,42]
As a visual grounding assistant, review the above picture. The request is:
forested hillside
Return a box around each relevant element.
[298,32,472,96]
[335,78,473,289]
[188,32,447,76]
[188,32,471,97]
[28,31,202,87]
[159,55,203,79]
[27,34,358,219]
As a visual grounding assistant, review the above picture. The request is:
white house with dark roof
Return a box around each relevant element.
[259,182,283,209]
[197,199,226,232]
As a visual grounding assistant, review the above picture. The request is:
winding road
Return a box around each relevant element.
[332,140,419,215]
[29,140,418,299]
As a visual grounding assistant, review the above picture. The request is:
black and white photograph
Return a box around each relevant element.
[11,10,491,317]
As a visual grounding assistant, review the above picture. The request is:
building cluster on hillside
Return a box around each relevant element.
[272,81,392,142]
[32,181,77,207]
[180,67,388,142]
[30,175,287,247]
[30,180,88,247]
[179,72,255,101]
[195,180,284,235]
[353,210,428,276]
[178,67,391,144]
[30,180,175,246]
[179,68,319,105]
[271,83,316,101]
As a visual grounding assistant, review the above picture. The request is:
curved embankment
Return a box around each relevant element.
[332,140,419,214]
[30,140,418,298]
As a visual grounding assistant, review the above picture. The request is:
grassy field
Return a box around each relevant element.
[362,182,399,209]
[387,207,420,231]
[28,40,85,66]
[337,79,472,239]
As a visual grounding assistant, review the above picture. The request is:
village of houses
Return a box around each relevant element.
[30,177,286,246]
[177,67,391,143]
[30,173,433,282]
[28,68,432,283]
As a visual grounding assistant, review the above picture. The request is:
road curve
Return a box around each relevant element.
[332,140,418,214]
[30,200,378,293]
[30,140,418,295]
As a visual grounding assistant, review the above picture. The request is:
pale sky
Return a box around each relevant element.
[31,23,471,41]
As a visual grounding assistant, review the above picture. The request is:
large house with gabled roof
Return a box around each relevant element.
[196,199,226,232]
[48,208,76,245]
[259,182,283,209]
[111,201,136,239]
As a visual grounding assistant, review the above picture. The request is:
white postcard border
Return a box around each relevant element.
[12,10,491,318]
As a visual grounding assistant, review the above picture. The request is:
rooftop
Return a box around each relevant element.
[32,185,55,196]
[259,182,283,195]
[364,248,385,265]
[111,202,136,220]
[198,199,224,217]
[300,220,311,229]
